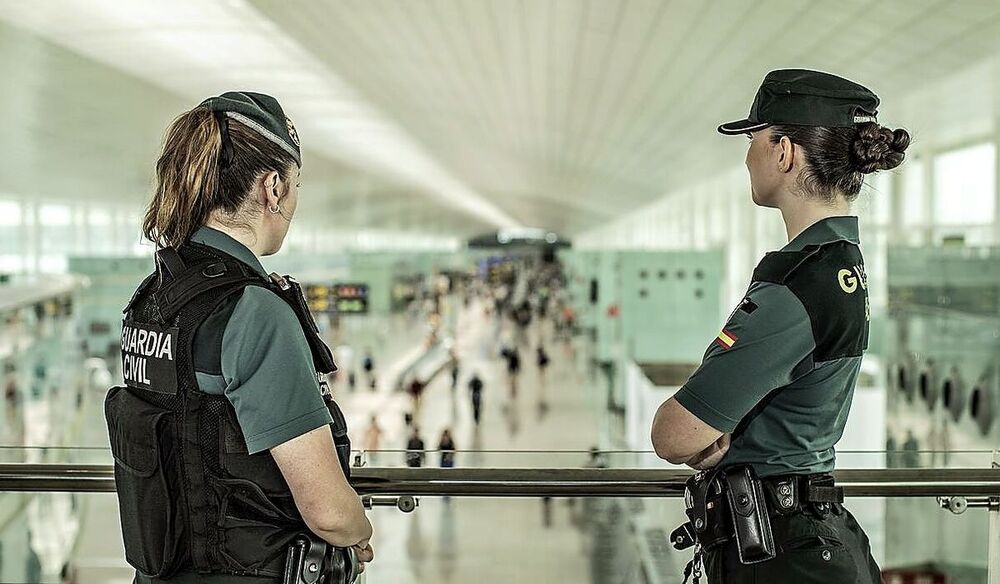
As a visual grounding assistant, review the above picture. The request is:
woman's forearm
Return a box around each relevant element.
[310,507,372,548]
[686,434,731,470]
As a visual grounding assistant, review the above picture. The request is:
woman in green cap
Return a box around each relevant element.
[106,92,373,584]
[652,69,909,583]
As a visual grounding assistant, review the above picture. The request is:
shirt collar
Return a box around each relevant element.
[781,216,860,252]
[189,226,268,276]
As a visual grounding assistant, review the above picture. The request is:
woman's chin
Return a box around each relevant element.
[260,243,282,256]
[750,190,777,209]
[262,234,290,256]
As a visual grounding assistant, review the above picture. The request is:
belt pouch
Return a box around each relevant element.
[722,466,776,564]
[764,477,799,516]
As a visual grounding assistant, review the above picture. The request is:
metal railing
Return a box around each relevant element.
[1,464,999,498]
[2,463,999,581]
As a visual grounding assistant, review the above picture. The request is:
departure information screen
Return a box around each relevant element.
[305,283,369,314]
[332,283,369,314]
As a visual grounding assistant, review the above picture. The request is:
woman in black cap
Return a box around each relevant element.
[105,92,373,583]
[651,70,909,583]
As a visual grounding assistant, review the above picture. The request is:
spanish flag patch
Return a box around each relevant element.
[715,329,738,350]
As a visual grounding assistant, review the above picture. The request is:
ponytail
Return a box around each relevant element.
[143,108,221,247]
[144,103,297,248]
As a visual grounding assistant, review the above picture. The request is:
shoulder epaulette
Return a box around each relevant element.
[752,246,822,285]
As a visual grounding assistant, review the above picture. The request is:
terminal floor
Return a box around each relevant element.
[339,301,610,583]
[0,300,639,583]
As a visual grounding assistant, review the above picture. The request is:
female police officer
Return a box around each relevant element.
[105,92,373,583]
[651,70,909,583]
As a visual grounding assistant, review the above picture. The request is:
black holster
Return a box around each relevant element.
[722,466,775,564]
[283,535,358,584]
[672,465,776,564]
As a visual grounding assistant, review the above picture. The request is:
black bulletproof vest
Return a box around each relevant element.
[105,241,352,579]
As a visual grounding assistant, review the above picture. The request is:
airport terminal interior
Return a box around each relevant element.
[1,1,1000,583]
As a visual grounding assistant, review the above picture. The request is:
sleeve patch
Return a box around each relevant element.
[715,329,738,350]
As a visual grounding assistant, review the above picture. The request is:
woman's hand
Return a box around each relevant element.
[354,539,374,573]
[686,434,731,470]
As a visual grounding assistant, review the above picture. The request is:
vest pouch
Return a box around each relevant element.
[104,385,185,578]
[215,477,301,576]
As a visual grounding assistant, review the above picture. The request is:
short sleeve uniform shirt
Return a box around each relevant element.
[673,217,869,477]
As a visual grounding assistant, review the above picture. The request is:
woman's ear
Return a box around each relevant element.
[260,171,281,206]
[777,136,795,173]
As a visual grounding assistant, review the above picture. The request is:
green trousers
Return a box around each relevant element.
[703,503,883,583]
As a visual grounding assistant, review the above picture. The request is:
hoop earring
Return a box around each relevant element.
[268,204,281,214]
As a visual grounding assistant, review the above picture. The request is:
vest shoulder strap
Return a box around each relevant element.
[156,247,186,279]
[152,247,263,322]
[244,278,338,375]
[143,244,337,375]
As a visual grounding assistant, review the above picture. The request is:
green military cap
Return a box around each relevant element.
[718,69,879,135]
[199,91,302,166]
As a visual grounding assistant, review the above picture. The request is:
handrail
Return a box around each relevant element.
[1,464,999,497]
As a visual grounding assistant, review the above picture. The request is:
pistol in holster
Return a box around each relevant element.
[283,534,359,584]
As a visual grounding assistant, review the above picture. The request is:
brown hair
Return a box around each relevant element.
[768,122,911,203]
[143,107,297,247]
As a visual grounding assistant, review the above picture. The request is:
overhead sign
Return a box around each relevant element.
[305,284,332,313]
[332,283,369,314]
[305,283,369,315]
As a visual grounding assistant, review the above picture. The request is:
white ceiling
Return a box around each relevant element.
[3,0,1000,237]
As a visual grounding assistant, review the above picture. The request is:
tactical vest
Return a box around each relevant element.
[105,241,352,579]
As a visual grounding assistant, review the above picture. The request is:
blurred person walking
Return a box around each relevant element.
[407,377,426,415]
[449,354,460,394]
[363,414,383,465]
[362,349,376,391]
[405,427,426,468]
[536,344,551,387]
[503,345,521,399]
[438,428,456,468]
[468,372,485,426]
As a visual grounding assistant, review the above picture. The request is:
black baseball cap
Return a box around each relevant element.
[199,91,302,166]
[718,69,879,135]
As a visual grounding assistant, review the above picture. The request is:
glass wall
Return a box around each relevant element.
[575,137,1000,312]
[0,197,460,277]
[932,142,997,245]
[0,200,24,274]
[0,198,147,276]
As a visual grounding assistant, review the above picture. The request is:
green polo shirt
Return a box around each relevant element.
[189,226,334,454]
[136,227,333,584]
[674,216,869,477]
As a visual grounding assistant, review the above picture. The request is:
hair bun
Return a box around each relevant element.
[852,122,910,174]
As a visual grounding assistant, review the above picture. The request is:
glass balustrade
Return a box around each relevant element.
[0,449,997,584]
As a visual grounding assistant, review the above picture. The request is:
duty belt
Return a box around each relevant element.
[762,473,844,516]
[673,472,845,546]
[671,468,846,582]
